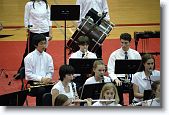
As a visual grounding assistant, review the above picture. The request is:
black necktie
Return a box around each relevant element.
[82,53,85,58]
[124,52,129,80]
[125,52,128,60]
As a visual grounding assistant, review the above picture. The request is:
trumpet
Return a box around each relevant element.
[72,99,115,103]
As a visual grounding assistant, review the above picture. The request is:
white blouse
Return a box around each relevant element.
[51,81,78,100]
[24,1,52,33]
[92,101,121,106]
[84,76,112,85]
[132,70,160,102]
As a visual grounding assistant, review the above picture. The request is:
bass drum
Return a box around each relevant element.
[67,17,113,53]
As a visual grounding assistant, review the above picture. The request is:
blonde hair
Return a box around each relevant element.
[100,83,120,104]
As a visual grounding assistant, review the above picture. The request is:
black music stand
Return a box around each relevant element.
[80,83,106,100]
[0,90,28,106]
[115,60,142,83]
[69,58,102,74]
[50,5,80,64]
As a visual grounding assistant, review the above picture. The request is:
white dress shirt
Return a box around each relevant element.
[51,81,77,100]
[131,70,160,102]
[24,1,52,33]
[24,49,54,81]
[107,47,141,81]
[84,76,111,85]
[76,0,110,25]
[69,50,97,59]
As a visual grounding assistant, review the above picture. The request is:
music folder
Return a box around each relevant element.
[69,58,102,74]
[115,59,142,74]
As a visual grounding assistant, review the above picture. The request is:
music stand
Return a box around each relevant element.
[0,89,28,106]
[50,5,80,64]
[69,58,102,74]
[80,83,106,99]
[143,90,153,101]
[115,60,142,74]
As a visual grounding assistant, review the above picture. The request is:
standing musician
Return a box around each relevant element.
[84,60,111,85]
[51,65,79,106]
[24,34,54,106]
[14,0,52,79]
[76,0,110,58]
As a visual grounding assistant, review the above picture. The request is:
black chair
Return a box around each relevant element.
[42,93,52,106]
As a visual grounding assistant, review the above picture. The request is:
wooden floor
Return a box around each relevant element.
[0,0,160,41]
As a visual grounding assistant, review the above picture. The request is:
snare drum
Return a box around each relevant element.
[67,17,113,53]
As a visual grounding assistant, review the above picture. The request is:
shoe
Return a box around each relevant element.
[13,73,21,80]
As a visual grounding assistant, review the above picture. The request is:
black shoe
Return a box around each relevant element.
[13,73,21,80]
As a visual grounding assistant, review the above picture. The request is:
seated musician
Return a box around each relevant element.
[107,33,141,86]
[92,83,121,106]
[24,34,54,106]
[132,53,160,103]
[69,35,97,90]
[51,64,79,106]
[84,60,111,85]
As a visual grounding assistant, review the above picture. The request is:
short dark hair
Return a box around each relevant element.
[59,64,75,81]
[120,33,132,42]
[77,36,90,45]
[32,34,46,46]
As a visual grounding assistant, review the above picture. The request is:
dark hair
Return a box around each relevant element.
[30,0,48,9]
[32,34,46,46]
[120,33,132,42]
[138,53,156,71]
[77,36,90,45]
[54,94,69,106]
[59,64,75,81]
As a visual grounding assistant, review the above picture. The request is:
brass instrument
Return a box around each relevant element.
[29,82,56,88]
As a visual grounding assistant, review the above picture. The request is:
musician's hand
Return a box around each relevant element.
[115,78,122,86]
[41,77,52,84]
[85,98,92,106]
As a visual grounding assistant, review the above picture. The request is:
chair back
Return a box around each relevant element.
[42,93,52,106]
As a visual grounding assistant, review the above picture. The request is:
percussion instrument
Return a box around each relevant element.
[67,16,114,53]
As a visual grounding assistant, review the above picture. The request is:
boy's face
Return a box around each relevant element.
[36,40,46,53]
[120,39,130,51]
[79,44,89,53]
